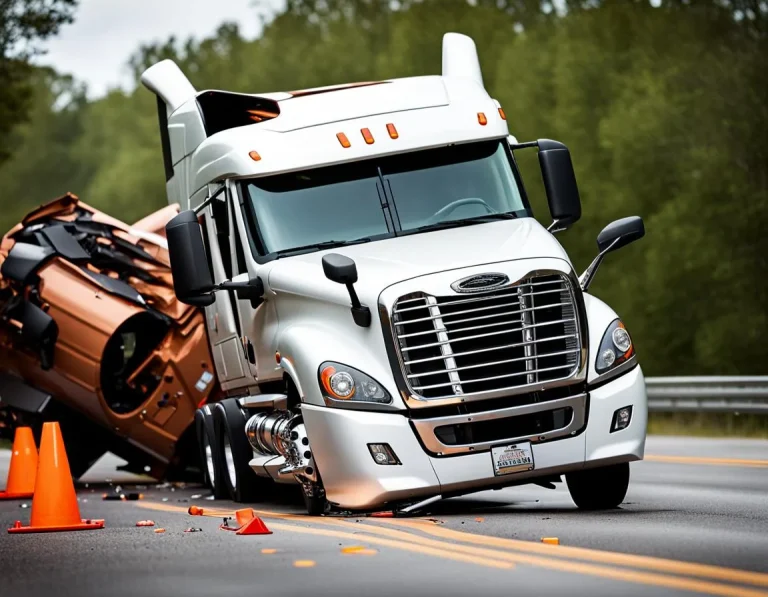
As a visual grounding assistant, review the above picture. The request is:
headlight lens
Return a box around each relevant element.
[319,362,392,405]
[595,319,635,374]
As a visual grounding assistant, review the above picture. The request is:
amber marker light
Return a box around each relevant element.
[386,123,399,139]
[498,107,506,120]
[248,151,261,161]
[361,128,375,144]
[336,133,351,148]
[477,112,488,125]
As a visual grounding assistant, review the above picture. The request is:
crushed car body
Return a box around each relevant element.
[0,193,216,479]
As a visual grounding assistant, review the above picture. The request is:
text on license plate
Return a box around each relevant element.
[491,442,534,476]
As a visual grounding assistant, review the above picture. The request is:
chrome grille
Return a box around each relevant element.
[392,273,581,400]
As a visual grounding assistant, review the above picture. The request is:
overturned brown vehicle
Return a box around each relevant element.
[0,193,215,479]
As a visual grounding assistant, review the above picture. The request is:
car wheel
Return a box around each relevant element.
[213,398,272,503]
[195,405,229,499]
[566,462,630,510]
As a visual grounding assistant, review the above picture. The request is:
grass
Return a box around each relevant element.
[648,413,768,439]
[0,438,11,449]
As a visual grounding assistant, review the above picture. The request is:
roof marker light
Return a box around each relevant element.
[477,112,487,126]
[386,123,399,139]
[361,128,375,144]
[248,151,261,161]
[336,133,351,148]
[498,108,506,120]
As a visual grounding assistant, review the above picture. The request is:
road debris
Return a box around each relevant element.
[541,537,560,545]
[136,520,155,527]
[293,560,316,568]
[261,548,277,554]
[475,517,485,523]
[184,527,203,533]
[154,528,166,534]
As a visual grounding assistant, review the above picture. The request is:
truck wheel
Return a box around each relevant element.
[566,462,630,510]
[213,398,271,503]
[195,406,229,499]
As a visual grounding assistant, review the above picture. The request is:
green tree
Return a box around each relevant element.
[0,0,77,164]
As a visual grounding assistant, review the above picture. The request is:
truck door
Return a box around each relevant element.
[202,190,254,391]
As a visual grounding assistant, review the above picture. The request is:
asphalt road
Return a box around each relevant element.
[1,436,767,597]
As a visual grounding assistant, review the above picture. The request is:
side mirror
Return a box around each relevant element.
[165,210,215,306]
[322,253,370,327]
[580,216,645,292]
[597,216,645,253]
[537,139,582,231]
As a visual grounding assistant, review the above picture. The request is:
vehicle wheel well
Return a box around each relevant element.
[284,374,301,410]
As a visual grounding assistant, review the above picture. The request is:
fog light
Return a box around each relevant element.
[611,406,633,433]
[368,443,400,465]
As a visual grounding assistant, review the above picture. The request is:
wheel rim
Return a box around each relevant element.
[204,434,216,484]
[223,434,237,489]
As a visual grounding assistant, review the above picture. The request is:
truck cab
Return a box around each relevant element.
[142,33,647,514]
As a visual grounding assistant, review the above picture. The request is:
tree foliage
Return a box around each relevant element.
[0,0,765,375]
[0,0,77,163]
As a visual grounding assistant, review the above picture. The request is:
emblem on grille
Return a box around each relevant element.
[450,273,511,293]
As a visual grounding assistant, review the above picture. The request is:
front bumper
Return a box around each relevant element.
[303,365,647,510]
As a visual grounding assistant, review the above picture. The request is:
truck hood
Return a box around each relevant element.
[266,217,573,306]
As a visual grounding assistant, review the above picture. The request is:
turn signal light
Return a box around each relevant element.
[361,128,375,144]
[477,112,487,125]
[248,151,261,161]
[336,133,351,148]
[386,123,399,139]
[498,107,506,120]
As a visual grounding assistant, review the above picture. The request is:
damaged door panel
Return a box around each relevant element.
[0,193,218,479]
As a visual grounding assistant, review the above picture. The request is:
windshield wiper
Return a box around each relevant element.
[275,237,372,258]
[408,212,519,234]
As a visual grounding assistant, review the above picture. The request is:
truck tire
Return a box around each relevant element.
[213,398,272,502]
[566,462,630,510]
[195,405,229,499]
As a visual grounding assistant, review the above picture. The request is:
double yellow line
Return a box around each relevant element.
[139,501,768,597]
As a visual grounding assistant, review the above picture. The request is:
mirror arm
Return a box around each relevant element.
[193,186,226,214]
[579,237,620,292]
[547,219,566,234]
[345,283,371,328]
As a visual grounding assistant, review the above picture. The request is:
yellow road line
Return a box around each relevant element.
[379,518,768,588]
[645,455,768,468]
[138,501,768,597]
[136,501,512,570]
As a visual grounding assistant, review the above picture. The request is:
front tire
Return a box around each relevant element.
[566,462,630,510]
[213,398,272,503]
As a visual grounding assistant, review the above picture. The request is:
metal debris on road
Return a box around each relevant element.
[184,527,203,533]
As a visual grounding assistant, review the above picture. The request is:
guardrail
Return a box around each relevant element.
[645,376,768,414]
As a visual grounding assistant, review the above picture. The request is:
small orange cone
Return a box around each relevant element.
[8,422,104,534]
[237,514,272,535]
[0,427,38,500]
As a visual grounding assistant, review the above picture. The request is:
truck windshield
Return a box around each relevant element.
[241,140,530,257]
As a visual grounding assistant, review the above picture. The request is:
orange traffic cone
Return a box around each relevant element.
[8,422,104,534]
[234,509,272,535]
[0,427,38,500]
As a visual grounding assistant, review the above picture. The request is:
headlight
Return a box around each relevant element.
[318,362,392,405]
[595,319,635,374]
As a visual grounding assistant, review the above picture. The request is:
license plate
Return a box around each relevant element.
[491,441,534,476]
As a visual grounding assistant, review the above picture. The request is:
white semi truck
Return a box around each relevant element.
[142,33,647,514]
